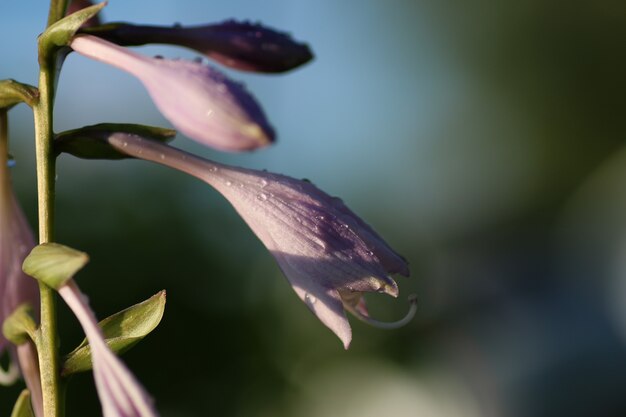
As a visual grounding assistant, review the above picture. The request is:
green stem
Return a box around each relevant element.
[33,44,60,417]
[30,2,68,415]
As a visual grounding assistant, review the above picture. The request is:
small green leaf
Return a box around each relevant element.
[39,1,107,58]
[10,390,35,417]
[0,80,39,109]
[55,123,176,160]
[22,243,89,289]
[2,304,37,345]
[62,290,166,375]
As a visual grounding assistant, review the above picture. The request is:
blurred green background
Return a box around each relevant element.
[2,0,626,416]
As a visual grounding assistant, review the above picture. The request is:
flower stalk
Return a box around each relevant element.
[30,1,71,414]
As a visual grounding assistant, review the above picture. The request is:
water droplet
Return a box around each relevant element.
[340,223,349,229]
[225,180,232,186]
[206,109,214,117]
[367,250,374,257]
[259,179,268,188]
[305,293,317,305]
[209,166,218,172]
[257,193,268,201]
[160,154,165,160]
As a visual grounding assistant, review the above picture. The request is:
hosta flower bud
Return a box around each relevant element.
[87,20,313,73]
[70,35,275,152]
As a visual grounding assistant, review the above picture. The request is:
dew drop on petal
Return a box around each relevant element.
[305,293,317,305]
[259,179,268,188]
[209,166,218,172]
[257,193,268,201]
[225,180,232,186]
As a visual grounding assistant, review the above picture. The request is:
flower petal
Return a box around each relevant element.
[58,281,158,417]
[70,35,275,152]
[102,134,410,347]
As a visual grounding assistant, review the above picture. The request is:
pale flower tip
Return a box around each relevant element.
[382,282,399,298]
[240,122,275,148]
[342,336,351,350]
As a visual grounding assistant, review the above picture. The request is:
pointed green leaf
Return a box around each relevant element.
[39,1,107,58]
[0,80,39,109]
[10,390,35,417]
[55,123,176,160]
[62,290,166,375]
[22,243,89,289]
[2,304,37,345]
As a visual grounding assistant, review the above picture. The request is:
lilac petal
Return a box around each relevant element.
[58,281,158,417]
[0,122,39,403]
[105,135,410,347]
[17,342,43,417]
[276,254,352,348]
[70,35,275,152]
[0,187,38,358]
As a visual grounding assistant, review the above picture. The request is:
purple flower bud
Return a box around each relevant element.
[66,0,102,28]
[105,135,414,349]
[59,281,158,417]
[70,35,275,152]
[88,20,313,73]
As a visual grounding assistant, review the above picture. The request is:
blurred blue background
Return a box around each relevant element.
[2,1,626,416]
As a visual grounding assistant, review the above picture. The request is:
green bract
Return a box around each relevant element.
[10,390,35,417]
[55,123,176,159]
[0,80,39,109]
[62,290,166,375]
[2,304,37,346]
[22,243,89,290]
[38,1,106,59]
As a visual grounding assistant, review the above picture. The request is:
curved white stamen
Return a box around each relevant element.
[0,357,19,386]
[345,294,417,330]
